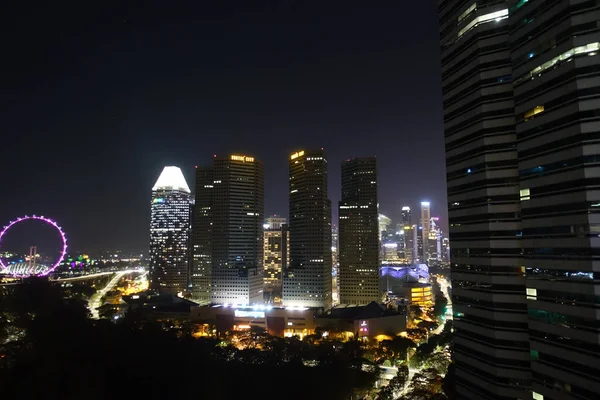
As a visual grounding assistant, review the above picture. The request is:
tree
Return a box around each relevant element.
[376,336,416,364]
[417,320,439,332]
[424,352,450,375]
[433,296,448,319]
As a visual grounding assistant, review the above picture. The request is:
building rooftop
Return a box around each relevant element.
[152,166,191,193]
[324,301,401,320]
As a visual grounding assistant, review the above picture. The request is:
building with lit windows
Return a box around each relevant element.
[332,224,340,305]
[400,206,413,263]
[191,167,213,304]
[263,218,289,304]
[420,202,431,262]
[149,166,192,295]
[192,155,264,306]
[283,149,332,309]
[439,1,600,398]
[338,157,380,305]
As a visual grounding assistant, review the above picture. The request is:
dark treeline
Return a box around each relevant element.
[0,278,377,399]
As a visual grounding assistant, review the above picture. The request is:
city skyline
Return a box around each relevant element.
[1,1,446,253]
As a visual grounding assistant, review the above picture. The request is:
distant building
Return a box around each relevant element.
[316,302,407,339]
[263,220,289,303]
[264,215,286,230]
[338,157,380,305]
[191,167,213,304]
[149,166,192,295]
[331,224,340,305]
[191,155,264,306]
[420,202,431,262]
[403,283,433,308]
[283,149,332,309]
[191,304,318,338]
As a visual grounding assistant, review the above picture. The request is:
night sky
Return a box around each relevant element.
[2,1,446,253]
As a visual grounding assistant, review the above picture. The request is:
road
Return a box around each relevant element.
[396,275,452,397]
[88,269,139,319]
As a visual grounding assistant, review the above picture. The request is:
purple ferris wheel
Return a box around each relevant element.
[0,215,68,277]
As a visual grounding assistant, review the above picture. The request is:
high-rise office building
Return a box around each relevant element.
[192,154,264,306]
[401,206,412,227]
[263,218,289,303]
[338,157,380,305]
[420,202,431,262]
[440,1,600,399]
[401,206,414,263]
[191,167,213,304]
[149,166,192,295]
[283,149,332,309]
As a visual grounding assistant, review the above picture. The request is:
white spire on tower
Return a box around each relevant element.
[152,166,191,193]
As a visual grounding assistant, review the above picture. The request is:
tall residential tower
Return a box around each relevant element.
[338,157,380,305]
[149,166,192,295]
[283,149,332,309]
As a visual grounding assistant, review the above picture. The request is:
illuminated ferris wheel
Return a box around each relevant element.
[0,215,68,277]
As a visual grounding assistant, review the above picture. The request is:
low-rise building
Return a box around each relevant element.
[191,304,319,338]
[316,302,406,339]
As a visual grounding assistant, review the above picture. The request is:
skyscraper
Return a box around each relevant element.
[420,202,431,262]
[191,167,213,304]
[401,206,414,263]
[283,149,332,309]
[439,1,600,399]
[149,166,192,295]
[192,154,264,306]
[338,157,380,305]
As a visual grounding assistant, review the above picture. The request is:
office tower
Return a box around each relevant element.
[440,2,528,398]
[442,237,450,263]
[192,154,264,306]
[191,167,213,304]
[401,206,412,227]
[420,202,431,262]
[512,2,600,399]
[338,157,380,305]
[400,207,414,263]
[149,166,192,295]
[439,1,600,398]
[412,225,419,263]
[378,213,392,240]
[283,149,332,309]
[263,219,289,303]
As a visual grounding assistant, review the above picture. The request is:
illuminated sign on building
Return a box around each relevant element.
[230,155,255,162]
[152,198,165,204]
[290,150,305,160]
[234,310,265,319]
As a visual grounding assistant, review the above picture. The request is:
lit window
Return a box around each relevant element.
[458,9,508,39]
[457,3,476,23]
[526,288,537,300]
[520,188,530,201]
[533,391,544,400]
[524,105,544,120]
[517,42,600,84]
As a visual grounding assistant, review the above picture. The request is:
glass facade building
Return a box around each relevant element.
[283,149,333,309]
[192,155,264,306]
[338,157,380,305]
[439,0,600,399]
[149,166,192,295]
